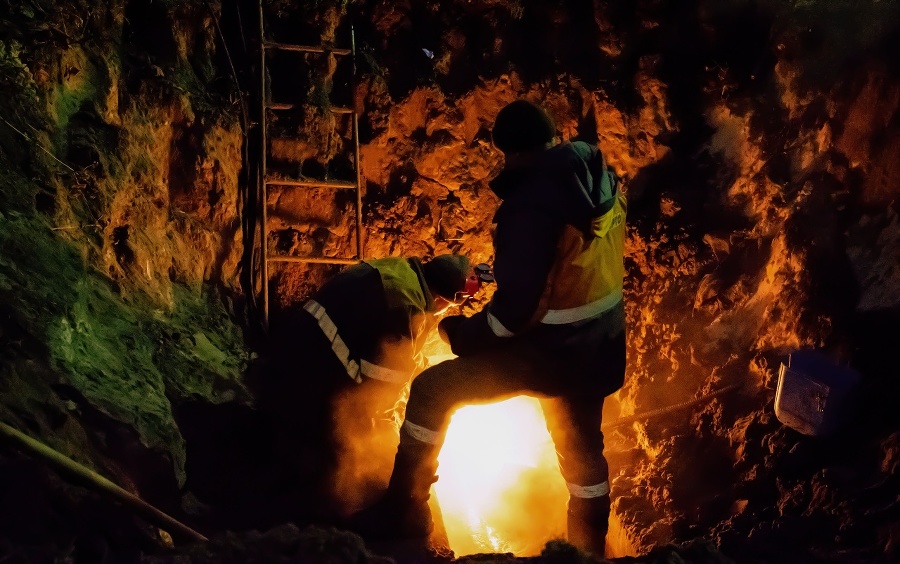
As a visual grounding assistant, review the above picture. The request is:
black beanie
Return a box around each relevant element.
[422,254,471,300]
[491,99,556,154]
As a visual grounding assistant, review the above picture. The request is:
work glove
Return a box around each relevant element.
[443,309,509,356]
[437,315,466,344]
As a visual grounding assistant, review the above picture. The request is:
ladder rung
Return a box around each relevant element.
[266,102,354,114]
[265,177,357,189]
[267,255,359,265]
[264,41,351,56]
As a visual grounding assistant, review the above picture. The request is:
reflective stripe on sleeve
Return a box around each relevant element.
[541,288,623,325]
[402,421,441,444]
[360,359,412,384]
[303,300,362,383]
[487,310,515,337]
[566,480,610,498]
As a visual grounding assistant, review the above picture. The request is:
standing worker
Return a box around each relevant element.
[255,253,481,521]
[353,100,627,557]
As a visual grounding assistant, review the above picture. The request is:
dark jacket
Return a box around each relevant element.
[444,141,626,381]
[310,257,436,380]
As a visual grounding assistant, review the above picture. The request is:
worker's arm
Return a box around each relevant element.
[443,204,562,356]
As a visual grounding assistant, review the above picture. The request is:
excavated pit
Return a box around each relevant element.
[1,0,899,562]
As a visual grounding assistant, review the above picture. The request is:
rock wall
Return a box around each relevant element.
[0,0,249,504]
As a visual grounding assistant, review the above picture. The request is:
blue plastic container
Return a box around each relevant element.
[774,349,861,437]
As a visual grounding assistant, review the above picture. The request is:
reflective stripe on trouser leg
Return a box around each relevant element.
[396,419,444,481]
[401,420,442,445]
[401,361,458,446]
[540,396,611,555]
[567,480,610,498]
[540,397,610,495]
[387,419,443,511]
[390,364,455,505]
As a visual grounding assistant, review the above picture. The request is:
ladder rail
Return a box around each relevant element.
[259,0,270,328]
[351,23,363,260]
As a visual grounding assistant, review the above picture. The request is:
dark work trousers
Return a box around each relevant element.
[403,327,626,494]
[252,311,348,523]
[258,309,410,518]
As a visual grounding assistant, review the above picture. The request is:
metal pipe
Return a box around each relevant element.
[0,421,208,544]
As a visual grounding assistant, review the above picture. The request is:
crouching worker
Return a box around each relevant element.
[254,254,479,522]
[351,100,627,558]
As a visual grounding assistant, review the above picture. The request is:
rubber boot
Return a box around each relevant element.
[567,494,611,557]
[349,442,438,540]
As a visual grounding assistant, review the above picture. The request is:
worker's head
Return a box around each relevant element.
[491,99,557,155]
[423,254,474,310]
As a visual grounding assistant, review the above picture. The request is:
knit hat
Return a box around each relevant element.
[491,99,556,154]
[422,254,471,301]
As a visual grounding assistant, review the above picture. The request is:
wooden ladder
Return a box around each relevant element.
[257,4,365,327]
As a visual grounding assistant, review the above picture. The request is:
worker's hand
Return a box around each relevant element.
[438,315,465,344]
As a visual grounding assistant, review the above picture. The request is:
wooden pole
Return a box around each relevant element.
[0,420,208,544]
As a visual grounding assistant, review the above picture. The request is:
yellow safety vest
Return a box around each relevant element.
[364,257,429,313]
[304,258,431,385]
[533,193,627,325]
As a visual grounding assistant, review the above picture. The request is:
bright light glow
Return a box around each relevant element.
[433,396,568,556]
